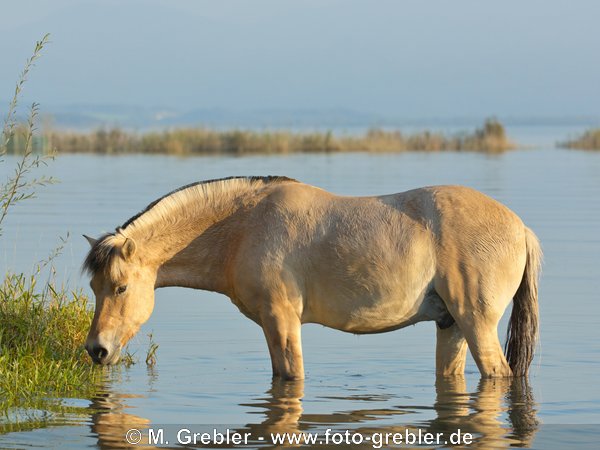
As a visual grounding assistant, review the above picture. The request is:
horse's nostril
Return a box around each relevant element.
[89,345,108,362]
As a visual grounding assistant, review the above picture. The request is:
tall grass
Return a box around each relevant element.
[9,118,516,155]
[0,274,103,413]
[560,128,600,150]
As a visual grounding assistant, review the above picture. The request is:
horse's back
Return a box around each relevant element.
[233,183,437,330]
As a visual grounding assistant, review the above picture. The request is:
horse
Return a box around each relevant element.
[83,176,541,379]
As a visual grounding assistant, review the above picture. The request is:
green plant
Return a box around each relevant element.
[0,35,99,420]
[1,33,55,237]
[1,35,159,422]
[0,273,104,413]
[145,333,159,367]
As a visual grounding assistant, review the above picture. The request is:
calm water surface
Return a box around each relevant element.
[1,134,599,448]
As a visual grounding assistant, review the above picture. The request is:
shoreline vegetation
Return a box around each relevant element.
[1,35,158,421]
[0,34,103,418]
[7,118,516,155]
[0,273,103,414]
[560,128,600,150]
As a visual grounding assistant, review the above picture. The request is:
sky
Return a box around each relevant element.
[1,0,600,119]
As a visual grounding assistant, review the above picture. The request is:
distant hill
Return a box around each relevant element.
[4,102,599,131]
[38,105,391,130]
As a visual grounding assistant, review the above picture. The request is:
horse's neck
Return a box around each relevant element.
[148,193,251,293]
[154,226,232,293]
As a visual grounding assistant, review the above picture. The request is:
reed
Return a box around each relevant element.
[560,128,600,150]
[9,118,516,156]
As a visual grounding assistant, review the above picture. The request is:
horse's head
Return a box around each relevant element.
[83,234,156,365]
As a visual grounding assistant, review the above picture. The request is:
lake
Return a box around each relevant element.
[1,127,599,449]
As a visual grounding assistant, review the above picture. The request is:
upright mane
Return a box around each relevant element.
[83,175,295,277]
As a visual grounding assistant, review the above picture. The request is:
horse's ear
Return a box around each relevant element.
[83,234,97,247]
[122,238,137,261]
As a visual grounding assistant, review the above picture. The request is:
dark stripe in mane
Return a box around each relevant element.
[83,175,295,276]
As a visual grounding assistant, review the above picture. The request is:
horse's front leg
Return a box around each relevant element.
[260,300,304,381]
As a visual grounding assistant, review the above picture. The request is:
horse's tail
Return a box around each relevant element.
[505,226,542,376]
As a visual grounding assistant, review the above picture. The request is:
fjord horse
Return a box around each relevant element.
[84,176,541,379]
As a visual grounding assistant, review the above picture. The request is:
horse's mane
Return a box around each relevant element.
[83,175,295,277]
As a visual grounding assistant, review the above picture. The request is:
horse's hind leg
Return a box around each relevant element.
[436,280,514,378]
[436,323,468,376]
[260,301,305,381]
[442,292,512,377]
[461,317,512,378]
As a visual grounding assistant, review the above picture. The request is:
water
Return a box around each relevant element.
[1,129,599,448]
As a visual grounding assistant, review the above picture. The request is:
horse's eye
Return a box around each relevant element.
[115,285,127,295]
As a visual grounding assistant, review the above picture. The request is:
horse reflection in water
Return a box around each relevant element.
[89,378,538,449]
[90,392,151,449]
[429,377,538,449]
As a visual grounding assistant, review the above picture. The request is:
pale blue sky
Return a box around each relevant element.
[1,0,599,119]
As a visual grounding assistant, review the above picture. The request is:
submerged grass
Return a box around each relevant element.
[145,333,159,367]
[8,118,516,155]
[560,128,600,150]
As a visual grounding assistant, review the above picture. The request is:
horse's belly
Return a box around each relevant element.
[301,242,436,333]
[302,286,428,334]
